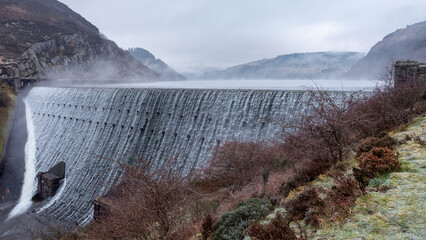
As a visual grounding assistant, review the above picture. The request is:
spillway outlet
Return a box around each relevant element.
[33,162,65,201]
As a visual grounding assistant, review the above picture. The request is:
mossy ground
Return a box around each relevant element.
[0,83,16,157]
[313,115,426,240]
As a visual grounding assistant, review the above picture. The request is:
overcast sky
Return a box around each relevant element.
[60,0,426,73]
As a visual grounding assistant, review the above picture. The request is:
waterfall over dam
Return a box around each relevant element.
[23,87,347,225]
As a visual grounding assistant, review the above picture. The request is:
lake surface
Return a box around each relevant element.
[97,79,380,91]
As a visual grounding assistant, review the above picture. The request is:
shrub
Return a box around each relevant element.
[324,171,359,220]
[85,158,197,240]
[199,141,277,192]
[0,91,10,108]
[357,147,399,175]
[281,155,332,198]
[352,167,374,194]
[264,171,292,196]
[211,198,273,240]
[356,135,397,157]
[247,214,298,240]
[284,187,323,227]
[201,215,214,240]
[346,81,425,138]
[277,81,424,204]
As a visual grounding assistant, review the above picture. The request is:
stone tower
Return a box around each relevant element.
[394,60,426,87]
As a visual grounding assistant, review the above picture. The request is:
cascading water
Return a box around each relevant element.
[22,87,349,226]
[36,178,67,214]
[7,99,37,219]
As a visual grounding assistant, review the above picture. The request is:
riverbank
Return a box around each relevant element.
[0,83,16,164]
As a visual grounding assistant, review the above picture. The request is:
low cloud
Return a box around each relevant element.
[60,0,426,73]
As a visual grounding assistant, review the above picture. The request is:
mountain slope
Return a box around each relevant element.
[128,48,185,81]
[345,21,426,80]
[0,0,158,82]
[202,52,365,80]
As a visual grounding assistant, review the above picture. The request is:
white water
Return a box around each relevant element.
[8,99,37,219]
[36,178,67,213]
[25,87,363,224]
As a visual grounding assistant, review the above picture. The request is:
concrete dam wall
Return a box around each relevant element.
[23,87,347,225]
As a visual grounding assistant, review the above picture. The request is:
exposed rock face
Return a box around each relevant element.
[202,52,365,80]
[0,0,159,82]
[345,21,426,80]
[128,47,185,81]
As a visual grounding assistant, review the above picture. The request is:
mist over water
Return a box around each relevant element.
[71,79,380,91]
[8,99,37,219]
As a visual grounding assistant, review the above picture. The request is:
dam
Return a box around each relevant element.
[1,86,352,232]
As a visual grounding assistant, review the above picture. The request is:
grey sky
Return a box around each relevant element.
[60,0,426,73]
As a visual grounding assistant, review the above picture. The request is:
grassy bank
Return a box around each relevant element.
[313,116,426,239]
[0,83,16,160]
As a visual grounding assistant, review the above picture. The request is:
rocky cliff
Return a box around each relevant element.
[345,20,426,80]
[202,52,365,80]
[128,48,185,81]
[0,0,158,82]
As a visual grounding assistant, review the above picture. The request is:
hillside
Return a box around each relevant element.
[0,0,158,82]
[202,52,365,80]
[345,20,426,80]
[128,48,185,81]
[315,116,426,239]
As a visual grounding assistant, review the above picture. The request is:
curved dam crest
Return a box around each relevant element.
[23,87,347,225]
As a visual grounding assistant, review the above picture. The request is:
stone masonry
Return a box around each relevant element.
[394,60,426,87]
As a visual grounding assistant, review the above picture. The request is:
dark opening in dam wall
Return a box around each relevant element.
[24,87,351,226]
